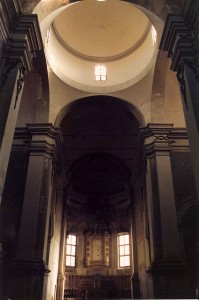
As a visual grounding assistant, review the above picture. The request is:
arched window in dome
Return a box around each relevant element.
[95,64,107,81]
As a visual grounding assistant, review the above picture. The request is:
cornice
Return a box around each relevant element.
[3,14,43,71]
[160,13,199,81]
[12,124,63,161]
[139,124,190,158]
[51,20,152,63]
[0,0,22,40]
[0,13,44,90]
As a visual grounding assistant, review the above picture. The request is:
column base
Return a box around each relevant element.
[131,273,140,299]
[57,273,66,300]
[2,260,50,300]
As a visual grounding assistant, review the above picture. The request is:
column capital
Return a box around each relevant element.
[0,14,43,90]
[139,123,174,157]
[160,14,198,73]
[159,13,199,110]
[26,123,63,161]
[139,125,190,158]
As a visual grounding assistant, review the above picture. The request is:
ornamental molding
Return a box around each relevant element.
[160,13,199,82]
[12,124,63,162]
[0,14,43,89]
[139,124,189,158]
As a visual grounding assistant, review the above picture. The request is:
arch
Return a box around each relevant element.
[57,95,144,205]
[55,95,146,128]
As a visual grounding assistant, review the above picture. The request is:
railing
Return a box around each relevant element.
[64,275,131,299]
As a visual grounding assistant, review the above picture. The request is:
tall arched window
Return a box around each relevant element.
[95,64,107,81]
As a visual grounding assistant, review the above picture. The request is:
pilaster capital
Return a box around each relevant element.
[160,14,198,72]
[0,14,43,89]
[139,124,174,158]
[160,13,199,107]
[26,123,63,161]
[139,125,189,158]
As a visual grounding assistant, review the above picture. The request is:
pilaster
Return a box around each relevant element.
[7,124,63,300]
[160,12,199,199]
[139,124,185,298]
[0,13,44,204]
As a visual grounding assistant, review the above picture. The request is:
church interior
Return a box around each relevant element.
[0,0,199,299]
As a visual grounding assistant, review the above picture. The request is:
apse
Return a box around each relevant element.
[59,95,143,224]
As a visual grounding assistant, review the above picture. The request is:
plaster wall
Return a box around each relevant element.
[163,67,185,126]
[48,65,153,125]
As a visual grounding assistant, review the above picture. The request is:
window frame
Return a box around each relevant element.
[95,64,107,81]
[118,232,130,269]
[65,234,77,267]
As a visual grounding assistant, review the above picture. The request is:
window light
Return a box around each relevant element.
[151,25,157,46]
[118,233,130,268]
[46,27,51,44]
[95,64,107,81]
[66,234,77,267]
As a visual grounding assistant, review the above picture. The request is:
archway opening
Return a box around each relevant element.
[58,95,144,298]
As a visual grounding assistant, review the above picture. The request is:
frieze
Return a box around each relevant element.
[139,125,188,159]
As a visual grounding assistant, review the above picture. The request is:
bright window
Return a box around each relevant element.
[118,233,130,268]
[95,64,107,81]
[66,234,77,267]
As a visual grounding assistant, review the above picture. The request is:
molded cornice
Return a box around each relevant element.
[139,124,189,158]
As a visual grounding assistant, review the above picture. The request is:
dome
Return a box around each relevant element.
[44,0,158,92]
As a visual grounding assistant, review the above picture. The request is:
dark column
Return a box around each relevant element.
[160,12,199,199]
[160,11,199,294]
[6,124,62,300]
[140,124,185,298]
[0,14,44,204]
